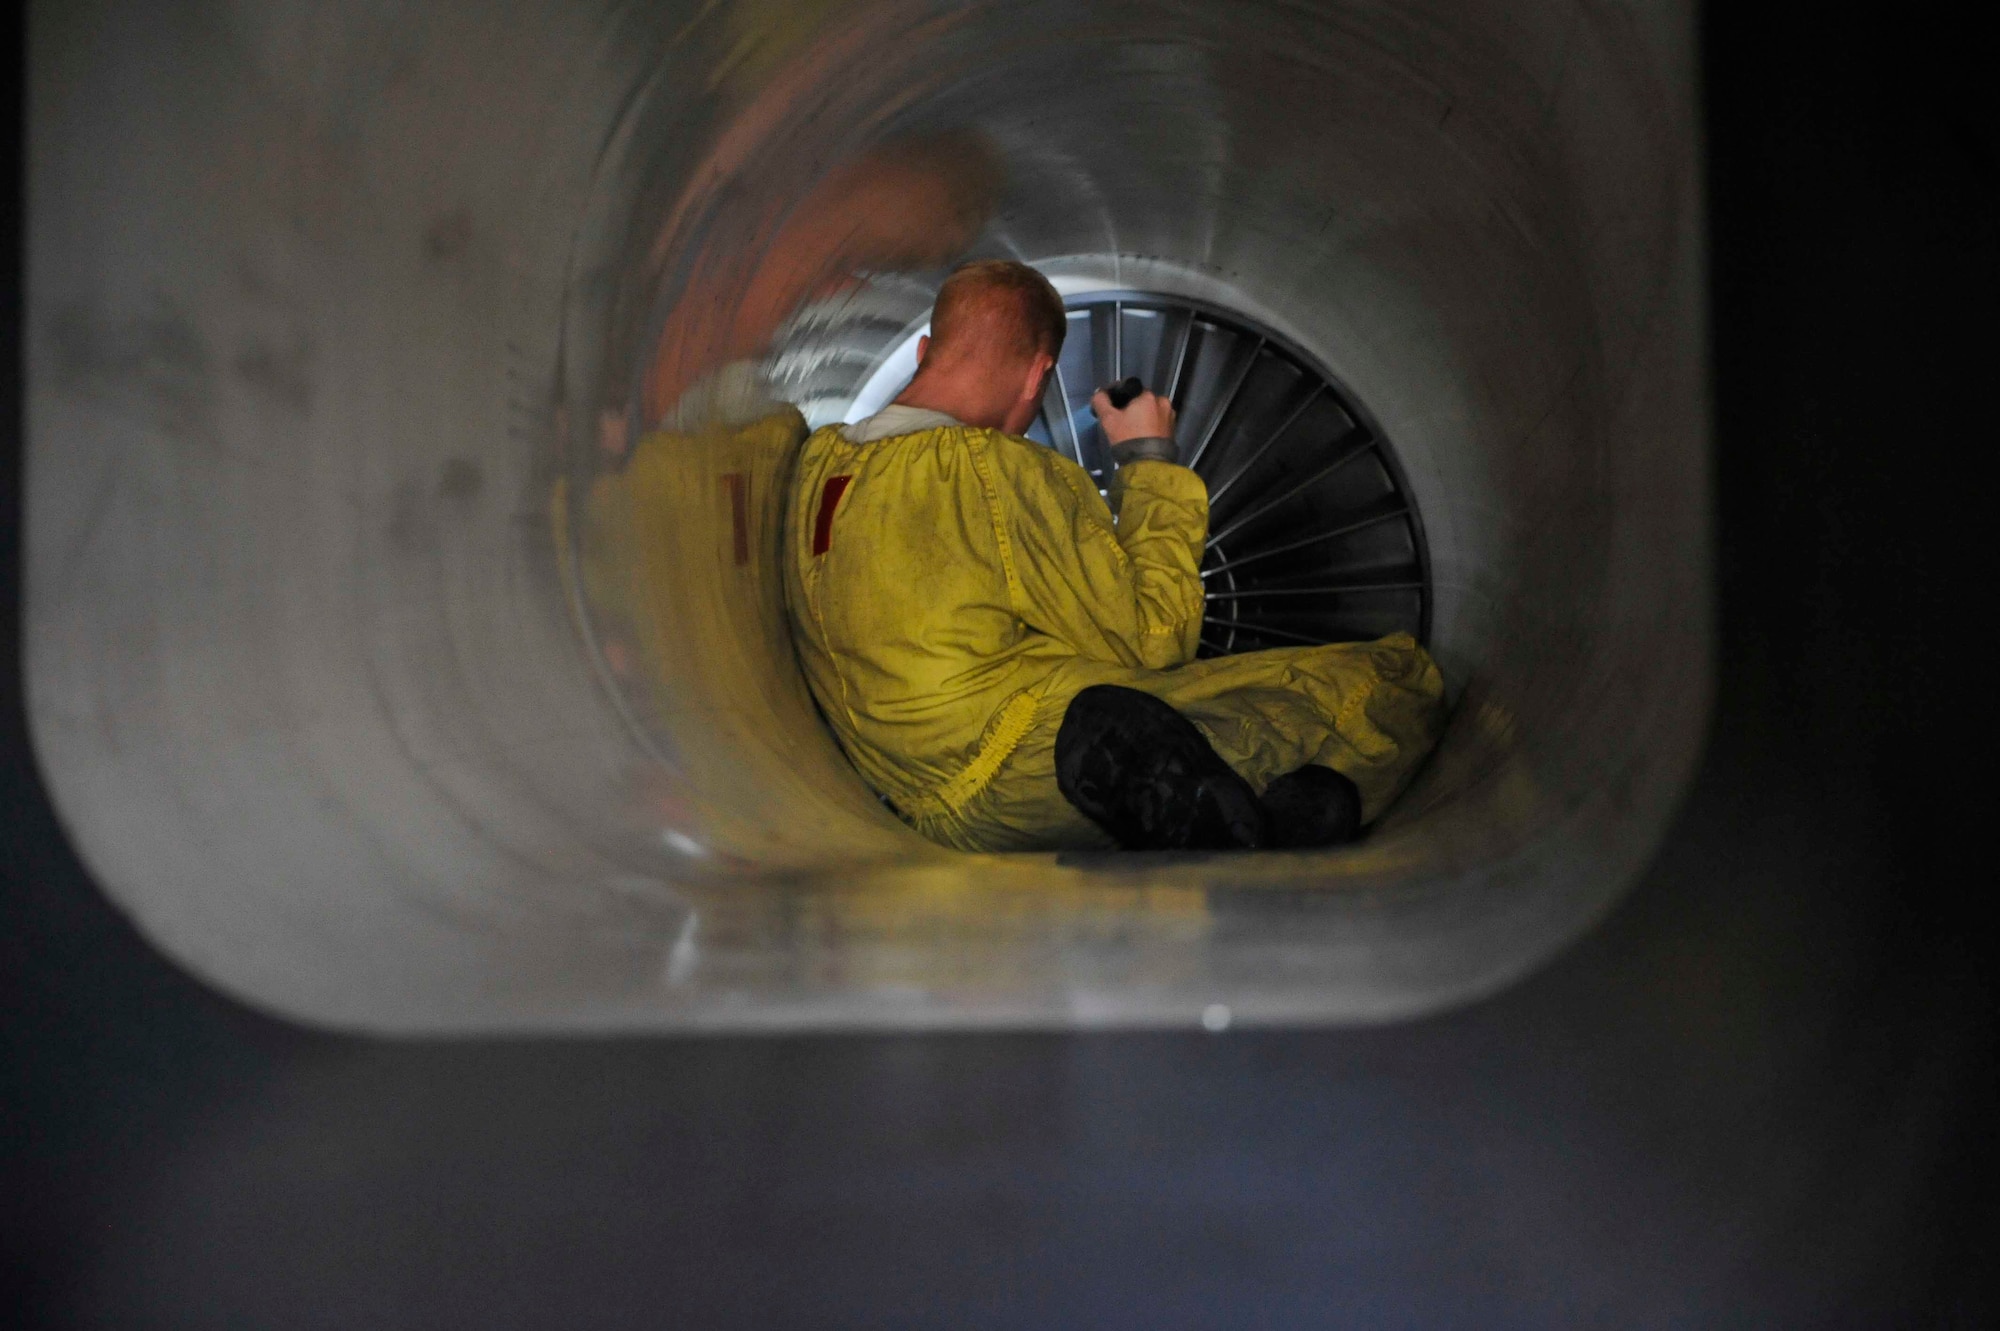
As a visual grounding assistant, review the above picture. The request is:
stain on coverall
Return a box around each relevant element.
[784,421,1446,852]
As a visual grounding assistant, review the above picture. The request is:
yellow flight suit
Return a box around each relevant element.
[783,421,1446,852]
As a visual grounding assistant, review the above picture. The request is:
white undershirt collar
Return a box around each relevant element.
[840,404,963,443]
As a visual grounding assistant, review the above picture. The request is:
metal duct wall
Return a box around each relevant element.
[24,0,1706,1031]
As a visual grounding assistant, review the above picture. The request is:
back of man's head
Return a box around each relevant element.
[927,260,1067,369]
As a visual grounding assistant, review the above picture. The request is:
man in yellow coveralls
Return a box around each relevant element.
[784,260,1446,852]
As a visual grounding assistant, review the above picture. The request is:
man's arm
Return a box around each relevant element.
[1091,387,1208,666]
[990,393,1208,670]
[1102,456,1209,666]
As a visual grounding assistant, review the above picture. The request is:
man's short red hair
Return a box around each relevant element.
[929,260,1067,365]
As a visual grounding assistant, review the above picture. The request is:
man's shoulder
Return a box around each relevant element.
[834,421,1043,462]
[981,426,1045,455]
[969,426,1068,476]
[803,421,854,448]
[808,419,1064,483]
[807,418,970,453]
[794,423,848,480]
[932,428,1087,505]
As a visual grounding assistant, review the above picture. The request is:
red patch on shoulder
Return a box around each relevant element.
[812,475,853,556]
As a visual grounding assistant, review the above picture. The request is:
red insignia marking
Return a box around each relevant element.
[812,475,853,556]
[722,473,749,566]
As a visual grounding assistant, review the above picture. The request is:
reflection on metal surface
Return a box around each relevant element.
[25,0,1710,1031]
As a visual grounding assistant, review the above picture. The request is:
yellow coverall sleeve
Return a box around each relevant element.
[993,443,1209,670]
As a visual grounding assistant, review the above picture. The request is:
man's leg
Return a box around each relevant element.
[943,633,1444,852]
[1050,633,1444,849]
[1052,686,1370,850]
[1054,686,1269,850]
[1139,633,1447,826]
[930,680,1298,853]
[934,698,1120,853]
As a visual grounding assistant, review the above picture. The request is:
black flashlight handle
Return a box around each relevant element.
[1104,376,1145,410]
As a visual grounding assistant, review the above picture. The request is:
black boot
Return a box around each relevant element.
[1259,764,1364,848]
[1055,686,1268,851]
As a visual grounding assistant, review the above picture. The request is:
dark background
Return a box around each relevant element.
[6,7,1995,1327]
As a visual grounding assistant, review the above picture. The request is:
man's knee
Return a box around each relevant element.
[1055,685,1370,852]
[1054,686,1267,851]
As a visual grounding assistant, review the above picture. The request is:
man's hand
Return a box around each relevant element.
[1091,387,1177,447]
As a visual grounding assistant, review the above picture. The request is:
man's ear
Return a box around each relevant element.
[916,334,931,366]
[1020,351,1055,402]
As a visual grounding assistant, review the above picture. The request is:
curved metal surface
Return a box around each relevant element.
[22,0,1708,1031]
